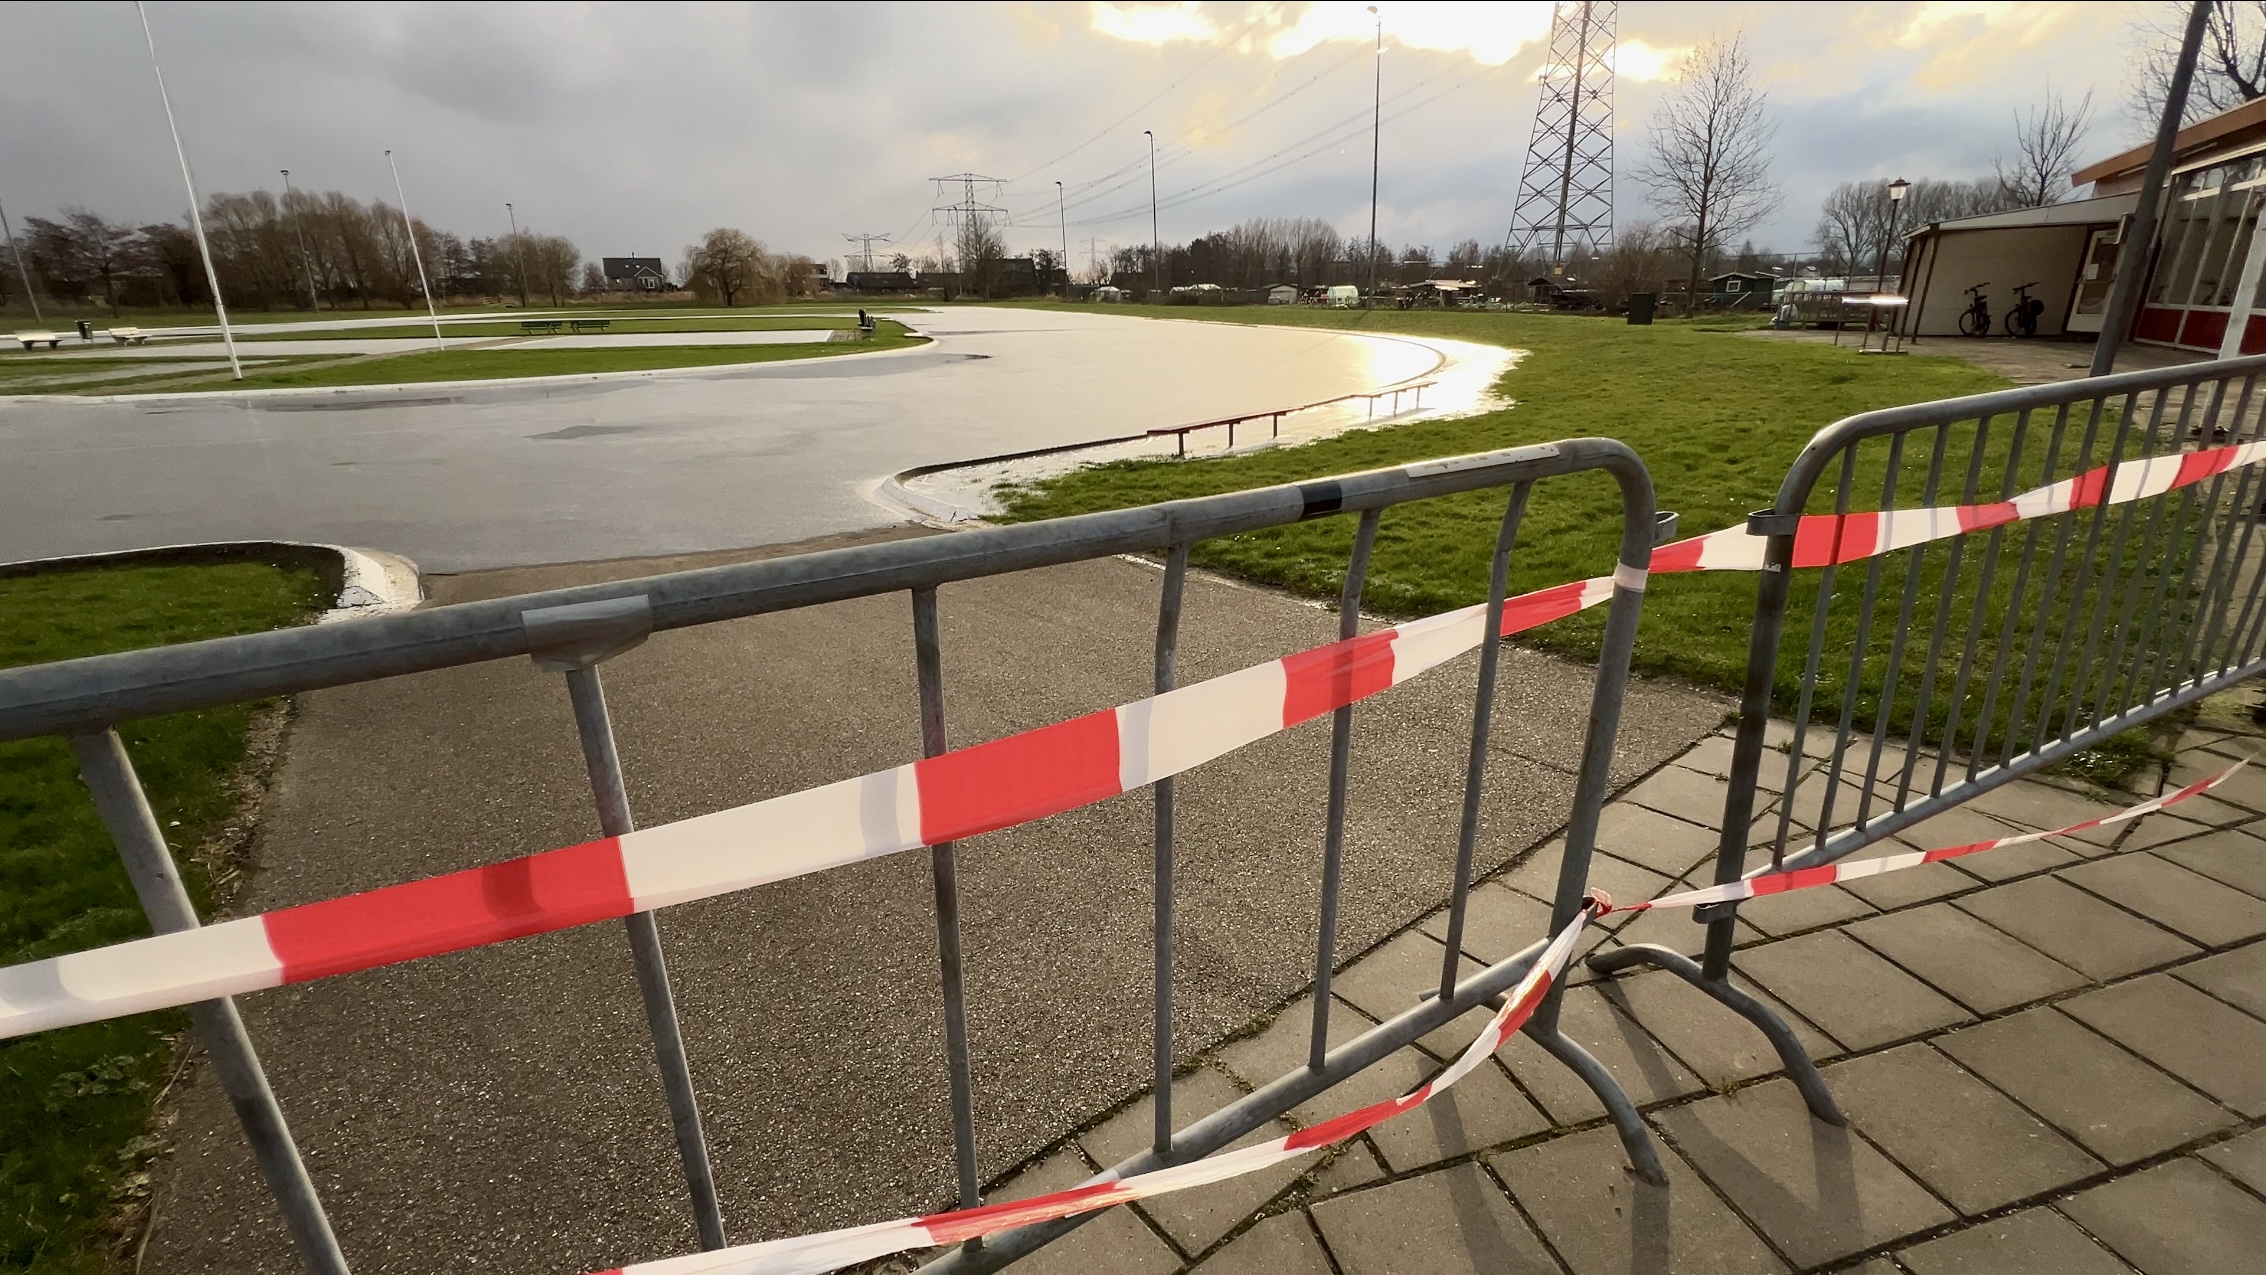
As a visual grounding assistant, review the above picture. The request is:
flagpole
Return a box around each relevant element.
[137,0,239,378]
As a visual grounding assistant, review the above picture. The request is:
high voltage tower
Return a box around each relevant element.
[930,172,1008,230]
[1506,1,1616,268]
[843,231,893,273]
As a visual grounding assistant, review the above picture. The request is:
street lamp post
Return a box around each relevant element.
[1145,129,1160,299]
[0,197,39,322]
[505,201,530,308]
[281,169,321,311]
[137,0,239,378]
[1365,5,1382,309]
[1057,180,1070,298]
[385,150,446,350]
[1866,177,1910,349]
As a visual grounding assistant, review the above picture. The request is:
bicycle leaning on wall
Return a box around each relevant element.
[2003,281,2045,338]
[1957,282,1992,337]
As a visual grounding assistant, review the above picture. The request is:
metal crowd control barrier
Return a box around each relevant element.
[1,440,1662,1274]
[1593,353,2266,1119]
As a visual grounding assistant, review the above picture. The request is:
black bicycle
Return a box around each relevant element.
[2003,281,2045,338]
[1958,283,1992,337]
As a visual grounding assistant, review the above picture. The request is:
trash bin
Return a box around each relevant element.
[1626,293,1656,325]
[76,320,94,341]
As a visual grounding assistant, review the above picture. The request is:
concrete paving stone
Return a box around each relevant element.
[2156,830,2266,900]
[1594,897,1766,962]
[1840,857,1986,910]
[991,1151,1183,1275]
[1501,842,1671,915]
[1489,1125,1784,1275]
[2060,1157,2266,1275]
[1217,993,1552,1172]
[1735,931,1973,1051]
[1189,1211,1334,1274]
[1892,805,2078,879]
[1329,930,1486,1060]
[2059,853,2266,947]
[1650,1077,1954,1268]
[1670,733,1799,794]
[2117,812,2211,853]
[1951,876,2199,981]
[1845,903,2089,1014]
[1495,985,1704,1125]
[1307,1139,1386,1199]
[1622,764,1738,832]
[2060,974,2266,1116]
[1592,968,1841,1087]
[2171,753,2266,812]
[2199,1126,2266,1194]
[1309,1163,1560,1275]
[1080,1066,1305,1255]
[2174,939,2266,1018]
[1591,802,1725,876]
[1821,1043,2103,1213]
[1933,1007,2236,1165]
[1893,1206,2142,1275]
[1738,882,1877,937]
[1963,780,2121,835]
[1779,774,1880,834]
[2157,792,2256,827]
[1421,883,1558,966]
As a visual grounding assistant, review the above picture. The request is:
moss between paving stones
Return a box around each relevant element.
[0,553,329,1274]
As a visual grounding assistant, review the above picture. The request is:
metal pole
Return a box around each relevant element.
[506,202,530,308]
[1549,2,1593,266]
[1056,181,1069,298]
[2092,0,2213,377]
[560,668,727,1250]
[1365,6,1382,308]
[137,0,240,379]
[0,194,40,321]
[384,150,446,350]
[1145,130,1160,298]
[281,170,322,311]
[70,730,348,1275]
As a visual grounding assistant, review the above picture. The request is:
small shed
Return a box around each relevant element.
[1708,271,1779,306]
[1266,284,1298,305]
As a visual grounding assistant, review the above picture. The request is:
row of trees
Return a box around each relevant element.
[2,190,583,313]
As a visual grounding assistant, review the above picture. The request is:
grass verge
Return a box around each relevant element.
[0,555,330,1273]
[236,314,869,340]
[996,305,2013,695]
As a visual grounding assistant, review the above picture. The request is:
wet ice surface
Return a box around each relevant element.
[0,308,1483,571]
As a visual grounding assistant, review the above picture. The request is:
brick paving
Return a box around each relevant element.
[973,702,2266,1274]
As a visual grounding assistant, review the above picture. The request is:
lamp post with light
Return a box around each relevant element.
[1364,4,1382,308]
[1865,177,1911,351]
[1057,180,1070,298]
[1145,129,1160,298]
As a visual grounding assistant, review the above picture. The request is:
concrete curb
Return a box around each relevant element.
[0,321,933,407]
[0,540,423,622]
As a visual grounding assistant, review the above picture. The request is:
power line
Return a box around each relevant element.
[843,231,894,273]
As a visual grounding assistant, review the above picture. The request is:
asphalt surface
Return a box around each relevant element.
[0,307,1448,571]
[139,532,1726,1275]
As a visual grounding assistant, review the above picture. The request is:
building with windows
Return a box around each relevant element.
[1898,95,2266,355]
[601,257,672,291]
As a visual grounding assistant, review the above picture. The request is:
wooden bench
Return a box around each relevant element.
[106,326,150,345]
[519,319,564,335]
[568,318,611,333]
[14,330,61,350]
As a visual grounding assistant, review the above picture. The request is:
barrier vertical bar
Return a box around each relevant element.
[1436,485,1531,999]
[1855,424,1952,829]
[562,668,727,1250]
[1817,431,1907,839]
[2186,377,2266,683]
[1152,544,1189,1154]
[1970,402,2075,772]
[1933,409,2030,798]
[2086,388,2185,730]
[912,587,983,1235]
[1899,414,1994,806]
[1778,449,1859,861]
[2001,398,2110,762]
[70,730,352,1275]
[1308,510,1381,1071]
[2037,391,2158,748]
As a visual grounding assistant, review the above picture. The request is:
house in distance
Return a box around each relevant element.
[602,257,673,292]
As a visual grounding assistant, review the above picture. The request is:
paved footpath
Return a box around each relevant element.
[963,696,2266,1275]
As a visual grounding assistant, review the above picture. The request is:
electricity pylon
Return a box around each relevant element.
[1507,1,1616,268]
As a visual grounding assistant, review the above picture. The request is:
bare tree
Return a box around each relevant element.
[684,227,764,306]
[1632,33,1779,301]
[2133,0,2266,126]
[1997,90,2093,207]
[954,216,1005,298]
[1811,181,1895,274]
[1593,221,1673,307]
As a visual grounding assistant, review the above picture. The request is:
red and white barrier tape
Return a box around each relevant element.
[585,761,2246,1275]
[3,440,2260,1041]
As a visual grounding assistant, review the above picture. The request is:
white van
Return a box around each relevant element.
[1326,284,1359,308]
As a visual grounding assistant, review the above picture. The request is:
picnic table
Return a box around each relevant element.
[106,327,150,345]
[568,318,611,333]
[13,330,62,350]
[519,319,564,335]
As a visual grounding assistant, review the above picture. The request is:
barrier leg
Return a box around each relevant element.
[1526,1026,1668,1186]
[1152,545,1189,1152]
[523,597,727,1249]
[1587,943,1843,1125]
[72,730,353,1275]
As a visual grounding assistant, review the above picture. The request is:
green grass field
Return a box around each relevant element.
[233,313,872,340]
[0,556,330,1274]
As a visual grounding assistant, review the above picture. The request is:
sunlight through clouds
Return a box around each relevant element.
[1089,1,1562,67]
[1088,1,1218,46]
[1614,38,1684,83]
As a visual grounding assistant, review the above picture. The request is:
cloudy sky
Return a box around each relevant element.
[0,2,2160,273]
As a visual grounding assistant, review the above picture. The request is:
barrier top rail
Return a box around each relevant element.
[1145,380,1436,438]
[0,440,1633,743]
